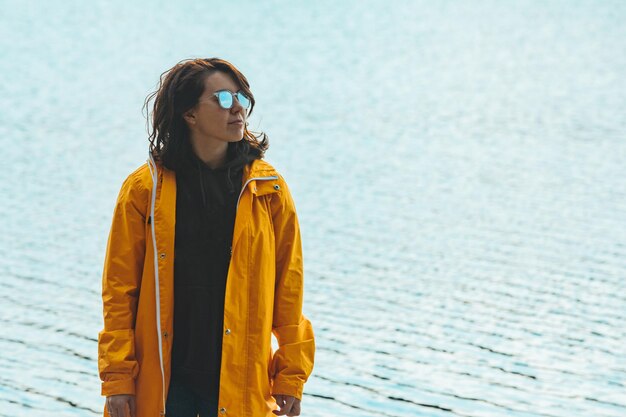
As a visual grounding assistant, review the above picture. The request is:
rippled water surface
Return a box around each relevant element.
[1,1,625,416]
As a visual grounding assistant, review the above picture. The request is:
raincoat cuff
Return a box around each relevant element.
[101,378,136,397]
[271,377,304,401]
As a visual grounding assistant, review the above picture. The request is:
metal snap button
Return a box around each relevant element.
[273,184,280,190]
[219,407,227,414]
[225,329,231,335]
[159,252,166,259]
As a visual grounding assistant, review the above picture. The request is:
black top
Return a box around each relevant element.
[171,142,256,400]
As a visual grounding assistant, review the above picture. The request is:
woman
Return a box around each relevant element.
[97,58,315,417]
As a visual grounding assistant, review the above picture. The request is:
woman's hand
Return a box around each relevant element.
[106,394,136,417]
[272,394,301,416]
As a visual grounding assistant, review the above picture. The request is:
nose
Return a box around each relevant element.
[230,98,245,115]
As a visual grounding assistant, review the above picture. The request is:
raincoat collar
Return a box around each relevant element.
[164,157,279,185]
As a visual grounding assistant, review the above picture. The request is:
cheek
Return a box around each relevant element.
[199,112,227,131]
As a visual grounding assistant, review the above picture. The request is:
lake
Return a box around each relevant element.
[0,1,625,416]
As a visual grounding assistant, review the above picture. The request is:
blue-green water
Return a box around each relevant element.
[1,1,625,416]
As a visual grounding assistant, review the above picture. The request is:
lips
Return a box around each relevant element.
[229,120,244,124]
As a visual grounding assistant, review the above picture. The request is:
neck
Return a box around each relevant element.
[189,134,229,169]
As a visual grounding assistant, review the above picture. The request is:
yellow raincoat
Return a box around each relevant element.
[97,153,315,417]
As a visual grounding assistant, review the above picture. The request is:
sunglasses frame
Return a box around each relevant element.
[198,89,251,110]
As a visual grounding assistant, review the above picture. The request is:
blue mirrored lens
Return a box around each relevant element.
[217,91,233,109]
[236,92,251,109]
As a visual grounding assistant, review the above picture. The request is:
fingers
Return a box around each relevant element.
[107,401,119,417]
[106,395,133,417]
[272,395,283,415]
[106,398,118,417]
[106,397,117,417]
[272,395,286,415]
[291,399,301,416]
[272,395,301,416]
[284,396,297,417]
[129,396,137,417]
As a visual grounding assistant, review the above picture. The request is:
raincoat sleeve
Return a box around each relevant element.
[97,171,147,397]
[268,174,315,401]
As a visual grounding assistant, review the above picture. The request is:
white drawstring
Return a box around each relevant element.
[147,151,167,416]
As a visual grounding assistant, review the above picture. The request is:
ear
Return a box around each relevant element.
[183,109,197,125]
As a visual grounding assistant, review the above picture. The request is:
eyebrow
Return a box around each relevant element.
[212,87,242,93]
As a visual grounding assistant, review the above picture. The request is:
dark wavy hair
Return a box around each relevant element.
[143,57,269,171]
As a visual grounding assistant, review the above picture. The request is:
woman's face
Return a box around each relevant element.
[183,71,248,144]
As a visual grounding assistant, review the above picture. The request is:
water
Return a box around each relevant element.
[1,1,625,416]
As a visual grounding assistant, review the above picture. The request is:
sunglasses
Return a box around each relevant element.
[201,89,251,110]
